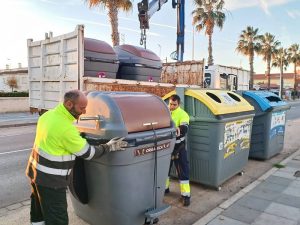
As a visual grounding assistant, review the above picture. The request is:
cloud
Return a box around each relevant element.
[58,16,161,37]
[225,0,296,15]
[286,9,300,19]
[39,0,79,6]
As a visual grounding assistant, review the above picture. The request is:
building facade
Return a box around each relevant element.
[0,67,28,92]
[254,72,300,90]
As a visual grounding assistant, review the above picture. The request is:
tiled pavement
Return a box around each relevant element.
[194,150,300,225]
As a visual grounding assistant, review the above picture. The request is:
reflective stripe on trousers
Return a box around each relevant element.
[165,177,170,189]
[180,180,191,197]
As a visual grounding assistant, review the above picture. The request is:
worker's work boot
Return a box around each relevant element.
[182,196,190,207]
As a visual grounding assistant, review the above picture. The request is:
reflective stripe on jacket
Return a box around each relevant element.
[26,103,107,188]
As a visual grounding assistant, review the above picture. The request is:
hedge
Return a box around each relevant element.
[0,92,29,97]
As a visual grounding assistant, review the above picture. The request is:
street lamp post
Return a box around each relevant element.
[157,44,161,59]
[279,51,283,98]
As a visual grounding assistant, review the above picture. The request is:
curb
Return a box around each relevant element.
[0,121,37,129]
[192,148,300,225]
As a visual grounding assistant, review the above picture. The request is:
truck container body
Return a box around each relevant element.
[204,64,250,91]
[27,25,204,113]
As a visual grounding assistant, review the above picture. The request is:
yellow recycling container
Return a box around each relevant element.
[163,88,255,190]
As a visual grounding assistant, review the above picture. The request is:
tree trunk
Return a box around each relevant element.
[249,52,254,89]
[267,57,271,90]
[107,2,119,46]
[207,34,213,66]
[293,63,297,100]
[280,65,284,98]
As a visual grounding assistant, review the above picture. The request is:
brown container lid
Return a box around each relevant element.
[84,38,115,54]
[77,92,172,137]
[118,45,161,61]
[111,93,171,133]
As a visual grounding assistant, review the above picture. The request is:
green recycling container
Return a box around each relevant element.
[163,88,255,189]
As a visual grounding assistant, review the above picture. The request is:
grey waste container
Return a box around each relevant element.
[240,91,291,160]
[84,38,119,78]
[70,91,176,225]
[163,88,255,189]
[114,44,162,82]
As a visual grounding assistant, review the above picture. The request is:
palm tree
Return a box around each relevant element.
[236,26,260,89]
[85,0,133,46]
[272,47,289,98]
[287,44,300,99]
[257,33,281,90]
[192,0,226,66]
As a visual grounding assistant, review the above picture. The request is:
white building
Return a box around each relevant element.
[0,66,28,92]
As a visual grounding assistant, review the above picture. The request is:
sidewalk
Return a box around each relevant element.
[0,112,38,128]
[194,149,300,225]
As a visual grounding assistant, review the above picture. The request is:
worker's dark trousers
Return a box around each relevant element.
[30,182,68,225]
[173,145,190,182]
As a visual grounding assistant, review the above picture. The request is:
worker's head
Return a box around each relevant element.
[169,94,181,111]
[63,90,88,119]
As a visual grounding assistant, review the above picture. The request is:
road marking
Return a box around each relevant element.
[0,148,31,155]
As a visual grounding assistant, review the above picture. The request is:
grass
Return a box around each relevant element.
[273,163,286,169]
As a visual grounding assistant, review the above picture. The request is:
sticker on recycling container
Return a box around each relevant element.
[223,118,252,159]
[134,142,171,157]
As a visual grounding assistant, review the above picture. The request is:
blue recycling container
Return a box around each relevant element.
[240,91,290,160]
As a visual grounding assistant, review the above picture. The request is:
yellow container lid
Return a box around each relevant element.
[163,89,254,115]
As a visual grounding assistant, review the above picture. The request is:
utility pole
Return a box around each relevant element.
[157,44,161,59]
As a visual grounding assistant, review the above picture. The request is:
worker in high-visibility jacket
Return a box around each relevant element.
[26,90,127,225]
[165,94,191,206]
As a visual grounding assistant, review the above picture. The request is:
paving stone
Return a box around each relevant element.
[286,160,300,169]
[275,194,300,208]
[248,188,279,201]
[293,155,300,161]
[252,212,297,225]
[283,186,300,198]
[207,215,249,225]
[273,171,297,180]
[264,202,300,221]
[235,194,271,212]
[6,203,22,211]
[290,180,300,188]
[279,166,300,174]
[256,181,288,193]
[265,175,294,186]
[222,204,261,224]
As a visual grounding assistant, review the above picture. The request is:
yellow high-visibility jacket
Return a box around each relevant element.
[26,103,108,188]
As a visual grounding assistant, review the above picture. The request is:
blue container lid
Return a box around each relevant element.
[242,91,288,112]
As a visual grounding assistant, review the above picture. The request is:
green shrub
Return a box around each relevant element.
[0,92,29,97]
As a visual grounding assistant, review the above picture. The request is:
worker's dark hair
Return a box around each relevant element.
[64,90,80,103]
[170,94,181,104]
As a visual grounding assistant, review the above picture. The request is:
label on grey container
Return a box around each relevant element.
[134,142,171,157]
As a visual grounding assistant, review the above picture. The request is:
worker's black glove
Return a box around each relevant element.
[106,137,128,152]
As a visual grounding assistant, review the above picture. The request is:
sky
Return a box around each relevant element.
[0,0,299,74]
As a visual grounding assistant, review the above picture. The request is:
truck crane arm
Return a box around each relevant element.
[137,0,185,61]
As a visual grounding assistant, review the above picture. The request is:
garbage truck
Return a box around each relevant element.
[27,25,204,114]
